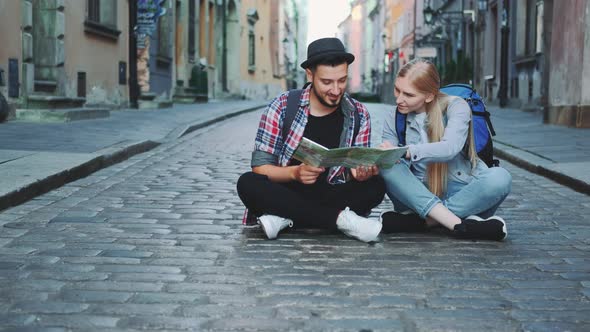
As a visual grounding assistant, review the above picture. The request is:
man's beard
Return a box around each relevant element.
[312,85,342,108]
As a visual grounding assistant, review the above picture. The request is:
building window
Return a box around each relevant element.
[84,0,120,40]
[188,0,196,63]
[157,11,172,66]
[535,1,544,53]
[247,9,259,73]
[248,31,256,70]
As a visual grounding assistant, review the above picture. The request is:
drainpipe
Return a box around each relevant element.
[128,0,139,109]
[222,0,227,91]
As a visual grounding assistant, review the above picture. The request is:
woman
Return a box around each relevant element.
[379,59,511,241]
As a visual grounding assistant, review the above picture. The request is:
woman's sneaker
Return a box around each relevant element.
[258,215,293,240]
[453,215,507,241]
[379,210,427,233]
[336,207,382,242]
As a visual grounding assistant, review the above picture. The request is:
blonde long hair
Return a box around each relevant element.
[397,59,477,197]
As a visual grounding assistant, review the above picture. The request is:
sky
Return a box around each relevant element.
[306,0,351,46]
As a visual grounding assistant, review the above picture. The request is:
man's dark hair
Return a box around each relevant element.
[308,55,350,72]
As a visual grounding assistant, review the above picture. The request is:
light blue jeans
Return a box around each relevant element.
[380,160,512,219]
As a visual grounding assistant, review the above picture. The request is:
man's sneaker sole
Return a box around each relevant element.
[259,218,278,240]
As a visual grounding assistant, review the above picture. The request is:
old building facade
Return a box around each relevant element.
[338,0,589,128]
[0,0,292,121]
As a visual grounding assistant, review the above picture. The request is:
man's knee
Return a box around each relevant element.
[237,171,267,198]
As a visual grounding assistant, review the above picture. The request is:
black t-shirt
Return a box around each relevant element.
[291,108,344,178]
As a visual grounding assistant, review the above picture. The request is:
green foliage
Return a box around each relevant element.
[189,66,208,94]
[349,92,381,103]
[440,54,472,85]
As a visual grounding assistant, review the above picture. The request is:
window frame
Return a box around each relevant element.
[84,0,121,41]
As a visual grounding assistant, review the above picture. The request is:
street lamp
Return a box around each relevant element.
[423,5,435,25]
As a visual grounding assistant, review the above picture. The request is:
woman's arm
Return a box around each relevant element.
[408,97,471,163]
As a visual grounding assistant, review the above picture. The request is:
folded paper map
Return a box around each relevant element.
[292,137,408,169]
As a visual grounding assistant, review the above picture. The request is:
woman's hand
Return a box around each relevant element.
[378,141,395,149]
[351,165,379,182]
[292,164,325,184]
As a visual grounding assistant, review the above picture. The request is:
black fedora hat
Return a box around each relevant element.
[300,37,355,69]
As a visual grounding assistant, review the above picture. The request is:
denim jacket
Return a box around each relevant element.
[382,96,488,184]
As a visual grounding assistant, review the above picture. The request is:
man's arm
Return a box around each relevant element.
[253,164,325,184]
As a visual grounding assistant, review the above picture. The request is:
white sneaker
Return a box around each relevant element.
[336,207,382,242]
[258,215,293,240]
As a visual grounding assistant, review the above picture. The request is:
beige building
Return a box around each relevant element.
[236,0,286,100]
[0,0,130,111]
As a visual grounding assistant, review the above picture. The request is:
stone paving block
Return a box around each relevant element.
[146,258,216,266]
[129,292,209,304]
[0,327,68,332]
[93,264,182,274]
[508,280,581,288]
[166,283,245,294]
[60,257,141,265]
[367,295,422,309]
[28,271,109,282]
[60,290,134,303]
[520,322,590,332]
[99,250,153,258]
[2,279,65,292]
[38,249,102,257]
[68,281,164,292]
[412,317,520,332]
[511,309,590,323]
[303,318,404,332]
[117,316,206,330]
[32,314,119,329]
[500,288,584,301]
[0,314,36,327]
[205,318,300,331]
[110,272,186,282]
[87,303,179,316]
[0,289,49,302]
[10,301,89,314]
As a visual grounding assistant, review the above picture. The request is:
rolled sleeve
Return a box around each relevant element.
[251,150,278,167]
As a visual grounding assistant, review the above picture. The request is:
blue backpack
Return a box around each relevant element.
[395,83,498,167]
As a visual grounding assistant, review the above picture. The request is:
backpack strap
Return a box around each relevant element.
[351,98,361,144]
[394,107,407,146]
[282,90,361,145]
[282,89,304,143]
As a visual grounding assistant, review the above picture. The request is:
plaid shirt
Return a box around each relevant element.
[253,85,372,185]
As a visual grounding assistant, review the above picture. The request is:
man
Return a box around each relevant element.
[237,37,385,242]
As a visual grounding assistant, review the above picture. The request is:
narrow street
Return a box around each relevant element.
[1,110,589,331]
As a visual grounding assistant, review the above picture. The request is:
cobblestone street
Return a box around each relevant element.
[1,111,589,331]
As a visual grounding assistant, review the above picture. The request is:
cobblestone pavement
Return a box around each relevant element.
[1,111,589,332]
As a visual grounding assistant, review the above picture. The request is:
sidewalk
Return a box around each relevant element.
[487,104,590,195]
[1,99,588,212]
[0,100,267,211]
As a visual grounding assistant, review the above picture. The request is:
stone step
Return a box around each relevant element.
[27,95,86,109]
[16,107,110,122]
[137,99,173,110]
[173,93,208,104]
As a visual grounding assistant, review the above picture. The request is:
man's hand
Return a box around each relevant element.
[293,164,325,184]
[351,165,379,182]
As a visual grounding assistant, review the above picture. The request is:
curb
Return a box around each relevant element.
[494,141,590,195]
[167,104,265,140]
[0,104,265,213]
[0,140,159,212]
